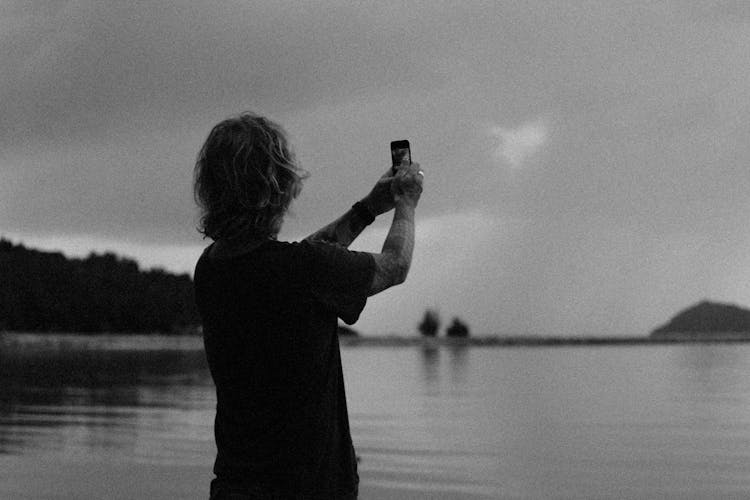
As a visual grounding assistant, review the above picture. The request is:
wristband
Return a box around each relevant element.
[352,201,376,226]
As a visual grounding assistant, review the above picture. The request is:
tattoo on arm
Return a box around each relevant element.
[367,203,415,296]
[304,208,370,248]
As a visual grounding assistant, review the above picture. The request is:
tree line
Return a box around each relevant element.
[0,238,199,333]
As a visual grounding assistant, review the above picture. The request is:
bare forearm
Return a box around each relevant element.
[368,201,415,295]
[382,202,415,276]
[304,201,374,248]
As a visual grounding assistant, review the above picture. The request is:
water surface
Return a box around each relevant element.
[2,334,750,499]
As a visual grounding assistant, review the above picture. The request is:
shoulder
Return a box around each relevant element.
[195,240,297,278]
[301,240,376,324]
[298,239,374,266]
[298,240,376,287]
[193,244,214,279]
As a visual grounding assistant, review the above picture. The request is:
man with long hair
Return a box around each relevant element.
[193,112,423,499]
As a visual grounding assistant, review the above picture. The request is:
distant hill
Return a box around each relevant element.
[651,300,750,338]
[0,238,199,333]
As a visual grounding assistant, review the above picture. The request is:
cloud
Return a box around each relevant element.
[491,118,549,169]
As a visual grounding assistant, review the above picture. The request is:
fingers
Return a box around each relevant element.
[389,162,424,194]
[385,170,403,181]
[393,157,415,174]
[401,162,423,182]
[395,161,419,175]
[393,162,423,195]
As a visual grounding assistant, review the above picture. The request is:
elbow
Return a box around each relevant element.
[371,252,410,294]
[393,259,410,285]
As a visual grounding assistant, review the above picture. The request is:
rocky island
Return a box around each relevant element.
[651,300,750,340]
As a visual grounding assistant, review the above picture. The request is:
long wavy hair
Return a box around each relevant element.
[194,112,308,241]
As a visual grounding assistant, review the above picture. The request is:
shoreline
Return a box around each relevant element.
[5,331,750,349]
[340,333,750,347]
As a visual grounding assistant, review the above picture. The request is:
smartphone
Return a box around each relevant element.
[390,140,411,174]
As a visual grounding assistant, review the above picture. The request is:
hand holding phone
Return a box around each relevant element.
[391,161,423,208]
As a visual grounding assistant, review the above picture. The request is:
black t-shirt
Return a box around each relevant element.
[193,239,375,498]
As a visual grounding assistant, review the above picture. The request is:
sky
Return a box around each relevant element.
[3,0,750,336]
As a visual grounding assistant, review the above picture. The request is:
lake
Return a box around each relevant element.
[2,333,750,499]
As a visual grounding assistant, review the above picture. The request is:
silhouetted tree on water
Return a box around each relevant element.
[445,317,470,338]
[418,309,440,337]
[0,238,200,333]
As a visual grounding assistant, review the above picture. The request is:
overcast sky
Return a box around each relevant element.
[4,1,750,336]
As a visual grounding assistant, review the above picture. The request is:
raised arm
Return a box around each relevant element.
[368,162,423,296]
[304,170,395,248]
[303,199,376,248]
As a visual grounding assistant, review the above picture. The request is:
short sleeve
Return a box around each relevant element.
[300,240,376,325]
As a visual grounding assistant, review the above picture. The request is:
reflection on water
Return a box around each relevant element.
[419,344,440,386]
[447,344,469,385]
[419,342,469,387]
[671,343,747,391]
[0,335,214,463]
[663,344,750,433]
[6,335,750,498]
[345,344,750,499]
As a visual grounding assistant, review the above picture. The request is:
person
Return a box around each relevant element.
[192,112,423,499]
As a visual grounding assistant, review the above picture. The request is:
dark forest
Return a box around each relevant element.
[0,238,199,333]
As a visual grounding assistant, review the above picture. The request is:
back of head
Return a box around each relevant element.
[194,112,308,241]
